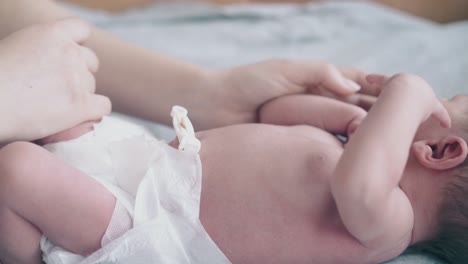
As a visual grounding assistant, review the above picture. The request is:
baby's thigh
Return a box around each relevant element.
[0,142,57,190]
[0,142,116,255]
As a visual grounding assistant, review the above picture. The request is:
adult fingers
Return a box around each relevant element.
[314,63,362,96]
[340,67,386,97]
[81,71,97,93]
[80,46,99,73]
[82,94,112,121]
[347,116,366,137]
[365,74,390,95]
[342,94,378,111]
[55,18,91,44]
[366,74,388,86]
[286,61,359,96]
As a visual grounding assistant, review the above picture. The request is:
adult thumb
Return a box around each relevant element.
[320,65,361,96]
[83,94,112,121]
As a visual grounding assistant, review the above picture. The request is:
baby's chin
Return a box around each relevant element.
[37,120,98,145]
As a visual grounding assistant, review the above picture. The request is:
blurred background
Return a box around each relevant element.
[64,0,468,23]
[59,0,468,100]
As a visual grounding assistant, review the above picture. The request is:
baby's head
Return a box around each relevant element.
[408,95,468,263]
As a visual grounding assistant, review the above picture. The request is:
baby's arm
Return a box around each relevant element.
[330,74,451,251]
[260,94,366,136]
[0,142,116,263]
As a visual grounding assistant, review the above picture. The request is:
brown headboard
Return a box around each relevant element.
[63,0,468,23]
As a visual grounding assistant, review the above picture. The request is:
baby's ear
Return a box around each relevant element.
[412,136,468,170]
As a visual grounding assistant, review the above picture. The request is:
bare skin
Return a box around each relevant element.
[197,76,464,264]
[1,104,373,264]
[2,75,466,264]
[1,0,380,133]
[0,19,110,144]
[197,124,374,263]
[0,142,116,264]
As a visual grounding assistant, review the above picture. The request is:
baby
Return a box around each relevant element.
[0,72,467,264]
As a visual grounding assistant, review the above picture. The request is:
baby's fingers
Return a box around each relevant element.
[366,74,388,86]
[365,74,390,96]
[342,94,377,111]
[432,100,451,128]
[340,68,382,97]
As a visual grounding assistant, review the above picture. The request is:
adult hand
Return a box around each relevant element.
[0,18,111,143]
[200,59,380,129]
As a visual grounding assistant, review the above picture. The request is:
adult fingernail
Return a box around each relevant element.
[346,79,361,91]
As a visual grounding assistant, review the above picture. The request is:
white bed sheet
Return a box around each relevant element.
[67,2,468,263]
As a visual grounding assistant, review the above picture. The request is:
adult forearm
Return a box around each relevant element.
[86,29,213,126]
[0,0,66,37]
[0,0,214,126]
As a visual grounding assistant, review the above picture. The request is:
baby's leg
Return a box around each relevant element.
[0,142,116,264]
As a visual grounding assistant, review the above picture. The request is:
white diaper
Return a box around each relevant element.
[40,107,230,264]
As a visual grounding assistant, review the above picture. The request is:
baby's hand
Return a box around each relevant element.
[203,60,379,129]
[370,73,451,128]
[430,99,451,128]
[323,73,389,112]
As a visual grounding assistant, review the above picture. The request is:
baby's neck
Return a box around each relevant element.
[37,120,98,145]
[400,162,447,245]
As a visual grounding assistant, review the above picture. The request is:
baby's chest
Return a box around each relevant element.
[273,125,344,179]
[232,125,345,211]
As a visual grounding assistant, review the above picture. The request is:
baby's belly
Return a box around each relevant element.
[196,124,371,263]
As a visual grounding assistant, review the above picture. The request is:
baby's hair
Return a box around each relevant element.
[409,98,468,263]
[409,162,468,263]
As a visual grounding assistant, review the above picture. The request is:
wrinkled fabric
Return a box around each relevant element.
[40,117,230,264]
